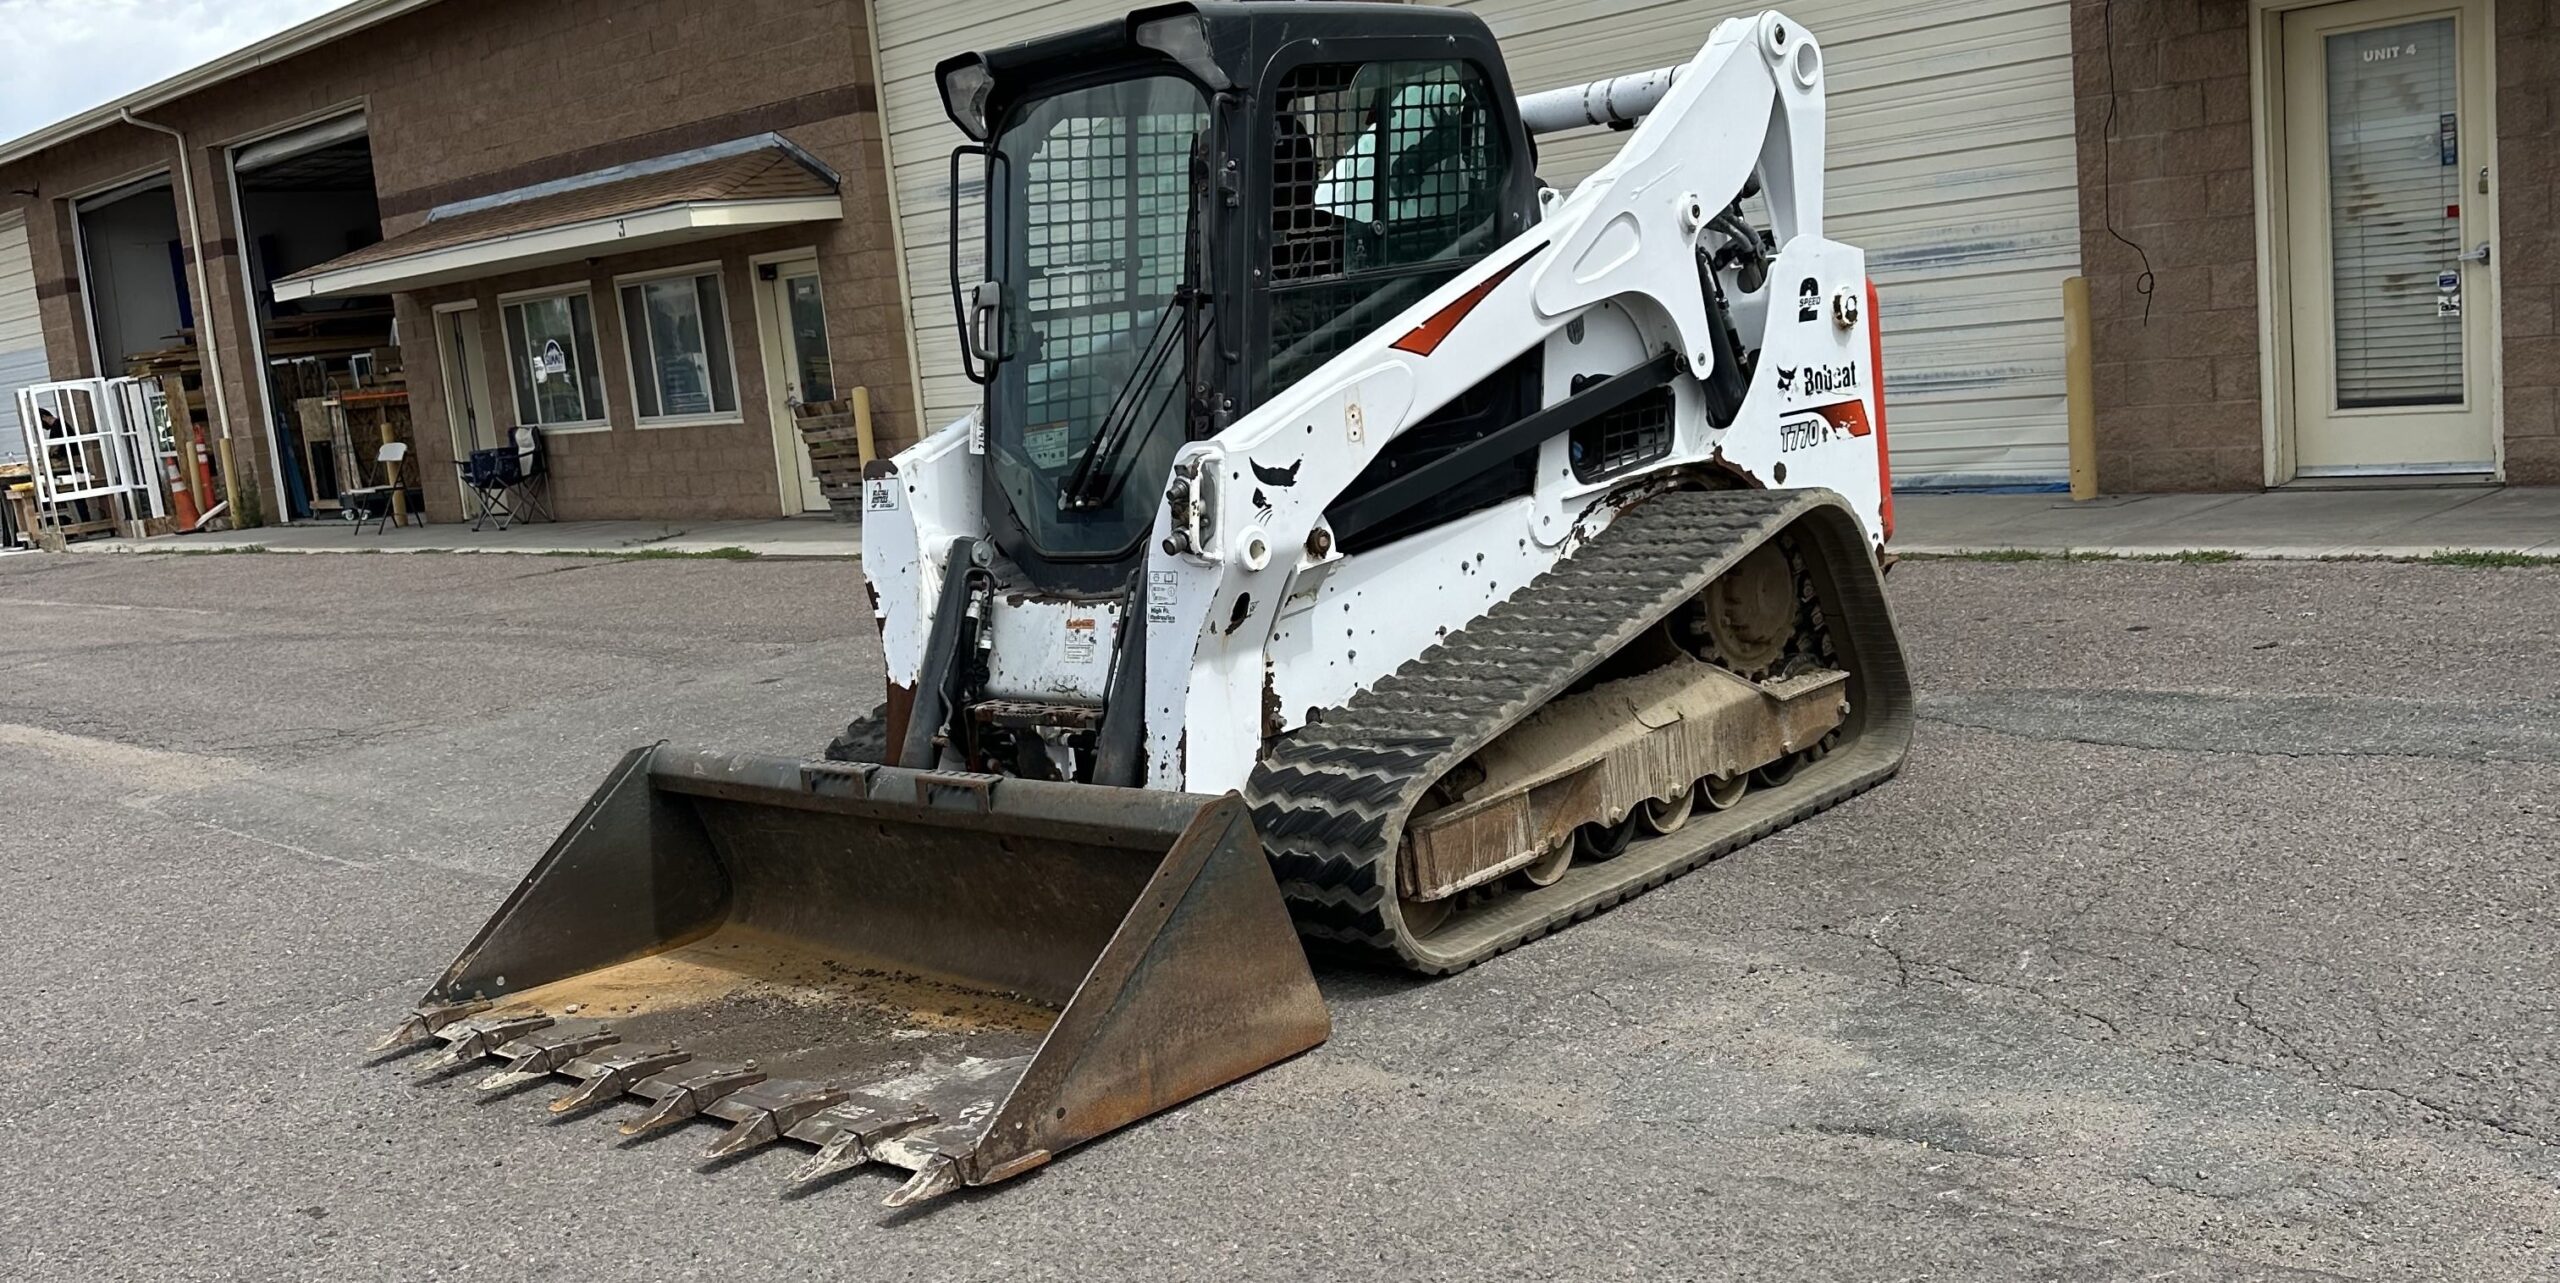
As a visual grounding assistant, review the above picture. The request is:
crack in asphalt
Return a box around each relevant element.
[1817,919,2126,1038]
[1817,915,2557,1151]
[1919,689,2560,763]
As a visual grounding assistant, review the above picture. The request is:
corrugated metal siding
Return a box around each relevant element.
[873,0,2079,483]
[0,212,46,465]
[875,0,1138,435]
[1457,0,2079,484]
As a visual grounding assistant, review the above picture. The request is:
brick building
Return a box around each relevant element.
[1,0,2548,520]
[0,0,917,526]
[2078,0,2553,488]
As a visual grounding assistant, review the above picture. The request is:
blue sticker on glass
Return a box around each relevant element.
[2440,112,2458,165]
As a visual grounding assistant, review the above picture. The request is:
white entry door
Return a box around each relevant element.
[758,258,833,512]
[438,304,497,462]
[2282,0,2499,476]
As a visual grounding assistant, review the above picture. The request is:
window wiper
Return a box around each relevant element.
[1059,287,1194,511]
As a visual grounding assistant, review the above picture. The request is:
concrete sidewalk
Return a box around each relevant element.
[1895,486,2560,559]
[53,487,2560,562]
[68,513,863,559]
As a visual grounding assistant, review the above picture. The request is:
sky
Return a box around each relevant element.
[0,0,345,144]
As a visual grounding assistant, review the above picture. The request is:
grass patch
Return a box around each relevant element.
[540,545,762,561]
[1934,548,2075,563]
[1910,548,2125,563]
[2132,549,2245,564]
[1909,548,2244,564]
[2419,548,2560,568]
[622,545,761,561]
[1917,547,2555,568]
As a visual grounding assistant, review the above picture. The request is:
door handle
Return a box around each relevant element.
[2462,242,2491,266]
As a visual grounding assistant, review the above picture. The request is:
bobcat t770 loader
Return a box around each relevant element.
[374,2,1913,1208]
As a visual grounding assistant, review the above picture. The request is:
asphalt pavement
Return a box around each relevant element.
[0,551,2551,1281]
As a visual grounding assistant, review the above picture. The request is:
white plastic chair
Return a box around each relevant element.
[342,441,414,535]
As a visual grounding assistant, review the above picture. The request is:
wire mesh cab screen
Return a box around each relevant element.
[1263,60,1508,395]
[988,75,1209,560]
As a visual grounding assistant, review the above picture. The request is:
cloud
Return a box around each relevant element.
[0,0,346,143]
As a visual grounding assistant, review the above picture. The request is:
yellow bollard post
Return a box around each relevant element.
[2063,275,2098,501]
[853,385,878,465]
[216,435,245,524]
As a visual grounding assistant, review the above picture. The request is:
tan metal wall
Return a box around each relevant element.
[1460,0,2081,484]
[0,212,46,462]
[873,0,2081,483]
[872,0,1135,439]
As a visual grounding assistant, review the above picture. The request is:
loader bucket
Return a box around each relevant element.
[374,745,1330,1206]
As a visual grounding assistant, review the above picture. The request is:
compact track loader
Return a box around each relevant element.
[375,2,1913,1207]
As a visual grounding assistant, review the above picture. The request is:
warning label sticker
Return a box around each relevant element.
[1147,570,1179,624]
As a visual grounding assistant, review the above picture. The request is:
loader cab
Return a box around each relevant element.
[939,1,1540,593]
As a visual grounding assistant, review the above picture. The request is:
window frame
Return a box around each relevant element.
[613,262,745,430]
[496,283,611,434]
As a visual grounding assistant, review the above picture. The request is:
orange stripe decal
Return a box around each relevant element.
[1390,256,1530,357]
[1814,399,1872,438]
[1865,276,1894,542]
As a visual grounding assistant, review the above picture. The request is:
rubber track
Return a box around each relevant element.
[1244,487,1914,975]
[823,703,893,764]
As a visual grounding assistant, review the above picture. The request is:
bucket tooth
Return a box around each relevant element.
[789,1130,874,1188]
[700,1082,850,1161]
[476,1029,620,1092]
[883,1152,964,1209]
[426,1013,555,1071]
[785,1096,939,1187]
[550,1046,691,1114]
[370,999,492,1054]
[618,1066,765,1139]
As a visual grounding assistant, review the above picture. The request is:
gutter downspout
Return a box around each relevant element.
[120,108,250,525]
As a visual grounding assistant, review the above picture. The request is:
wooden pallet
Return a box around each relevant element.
[792,398,872,510]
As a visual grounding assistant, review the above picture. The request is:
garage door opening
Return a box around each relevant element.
[76,176,192,374]
[232,115,396,519]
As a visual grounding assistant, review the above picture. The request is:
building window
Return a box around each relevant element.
[619,270,738,423]
[501,290,607,427]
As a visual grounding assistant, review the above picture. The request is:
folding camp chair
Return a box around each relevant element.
[457,427,554,531]
[341,442,421,535]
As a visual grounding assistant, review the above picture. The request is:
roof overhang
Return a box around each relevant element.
[271,193,842,300]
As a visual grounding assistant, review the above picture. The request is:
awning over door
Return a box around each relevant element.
[274,135,842,301]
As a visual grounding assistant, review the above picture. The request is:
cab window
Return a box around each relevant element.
[1265,60,1508,394]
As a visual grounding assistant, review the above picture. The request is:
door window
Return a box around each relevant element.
[501,290,606,427]
[784,274,834,403]
[985,73,1210,560]
[2323,18,2462,409]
